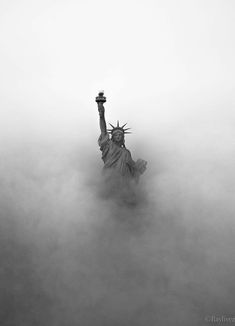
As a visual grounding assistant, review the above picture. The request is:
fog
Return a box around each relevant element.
[0,1,235,325]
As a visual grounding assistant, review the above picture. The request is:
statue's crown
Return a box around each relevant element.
[107,121,131,135]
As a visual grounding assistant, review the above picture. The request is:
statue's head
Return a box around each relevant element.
[108,121,131,147]
[112,130,125,146]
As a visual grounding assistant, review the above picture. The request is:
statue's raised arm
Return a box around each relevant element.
[96,91,107,136]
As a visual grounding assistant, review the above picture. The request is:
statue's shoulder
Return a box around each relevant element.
[98,133,109,141]
[98,133,110,149]
[123,147,131,155]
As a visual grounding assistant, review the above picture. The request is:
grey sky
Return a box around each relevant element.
[0,0,234,142]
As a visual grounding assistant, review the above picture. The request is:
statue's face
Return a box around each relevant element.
[112,131,124,144]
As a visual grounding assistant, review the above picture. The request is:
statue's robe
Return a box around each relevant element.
[98,133,139,201]
[98,133,137,179]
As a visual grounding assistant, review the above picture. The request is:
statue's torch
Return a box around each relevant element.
[95,91,106,106]
[96,91,106,117]
[95,91,106,104]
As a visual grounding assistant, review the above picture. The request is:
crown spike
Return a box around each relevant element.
[108,121,132,135]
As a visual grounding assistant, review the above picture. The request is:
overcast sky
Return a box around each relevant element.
[0,0,234,144]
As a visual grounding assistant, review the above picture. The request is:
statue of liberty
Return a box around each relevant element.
[96,91,147,201]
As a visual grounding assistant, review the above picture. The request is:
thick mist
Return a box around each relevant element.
[1,109,235,326]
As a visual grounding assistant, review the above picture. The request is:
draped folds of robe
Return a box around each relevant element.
[98,133,138,179]
[98,133,139,200]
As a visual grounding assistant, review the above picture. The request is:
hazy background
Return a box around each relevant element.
[0,0,235,325]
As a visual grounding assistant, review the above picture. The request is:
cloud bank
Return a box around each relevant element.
[0,115,234,326]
